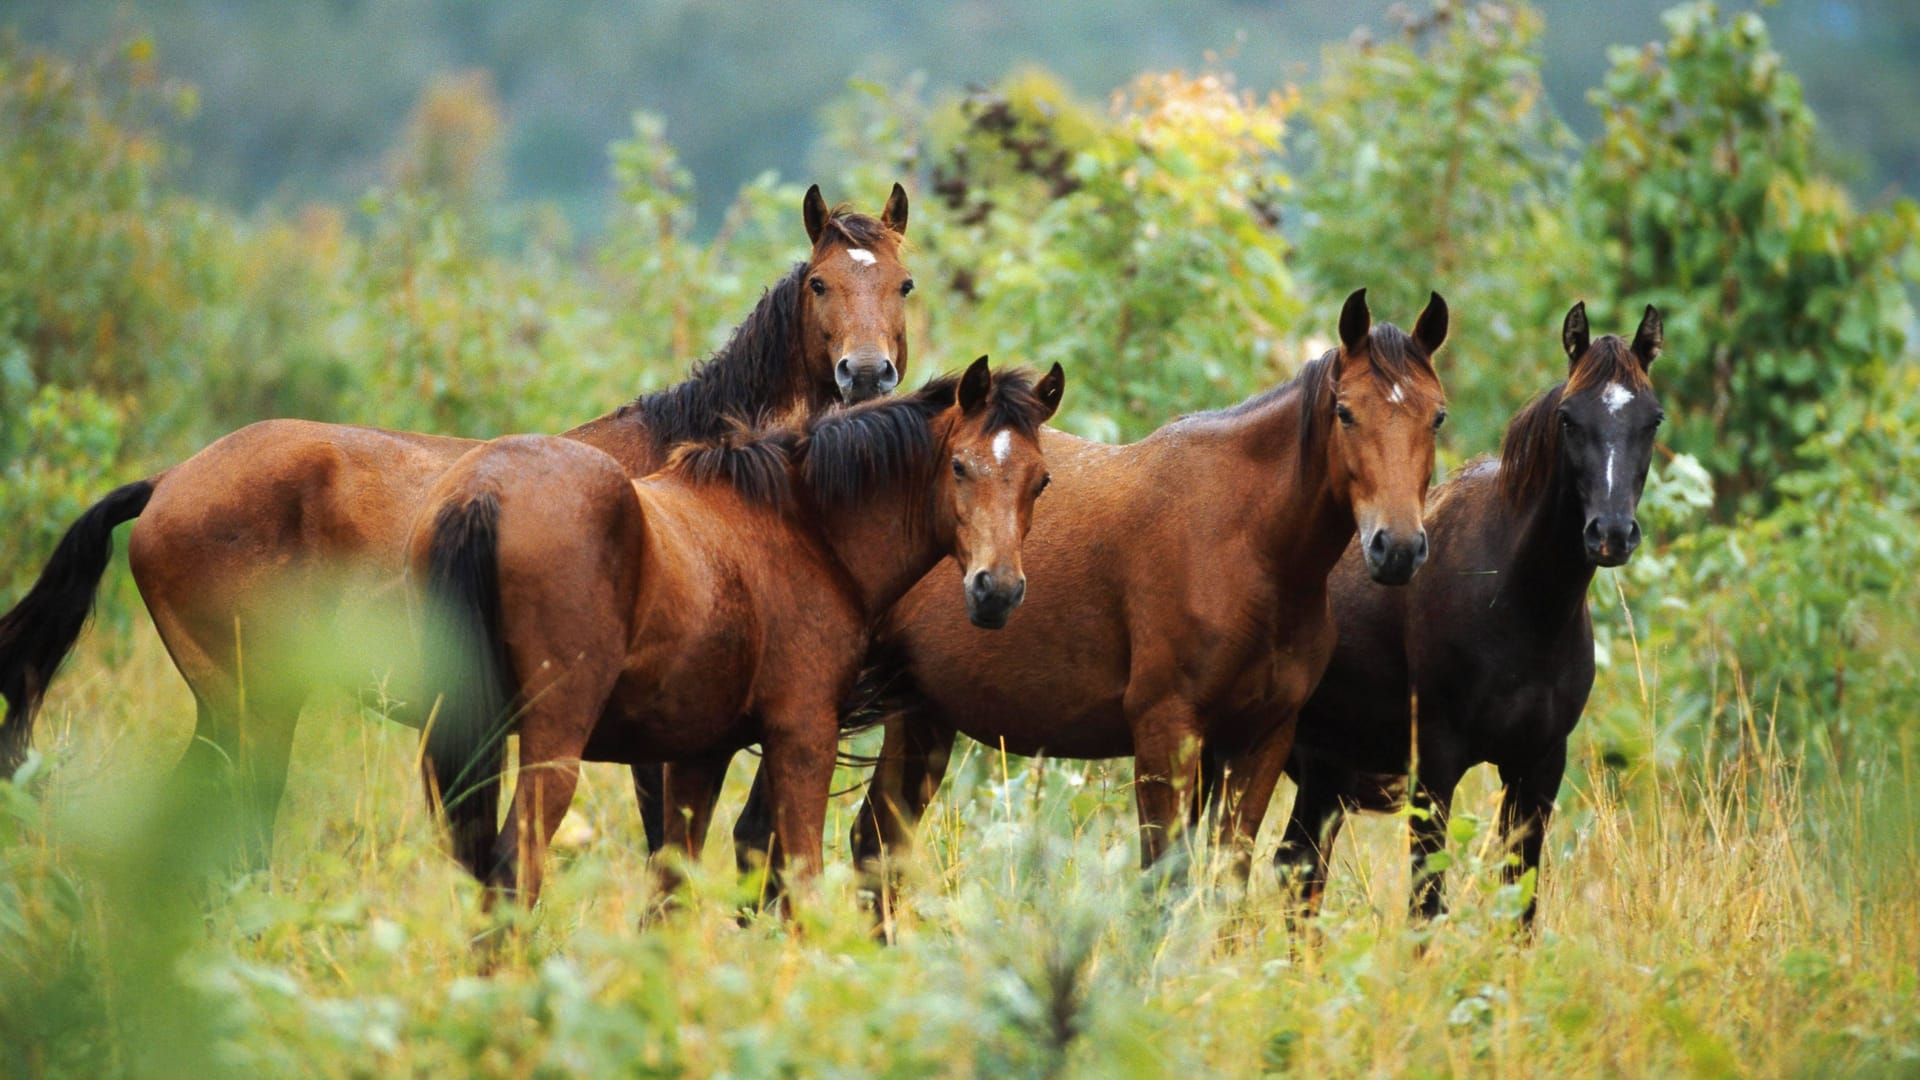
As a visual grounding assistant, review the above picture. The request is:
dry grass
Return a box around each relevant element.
[6,616,1918,1078]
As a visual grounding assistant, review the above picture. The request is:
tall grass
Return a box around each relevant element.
[4,615,1916,1077]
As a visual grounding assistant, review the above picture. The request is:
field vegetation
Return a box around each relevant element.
[2,3,1917,1075]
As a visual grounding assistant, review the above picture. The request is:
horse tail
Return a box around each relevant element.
[0,479,155,776]
[420,493,517,882]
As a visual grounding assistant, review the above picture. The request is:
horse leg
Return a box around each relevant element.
[1497,739,1567,934]
[1274,765,1351,919]
[730,761,774,878]
[654,752,733,900]
[631,762,668,855]
[170,682,305,873]
[1128,697,1204,873]
[850,712,954,871]
[1408,755,1463,922]
[493,724,586,910]
[759,704,839,910]
[1210,716,1298,883]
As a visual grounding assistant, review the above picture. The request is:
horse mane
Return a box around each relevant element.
[664,419,803,510]
[620,206,899,450]
[1499,335,1651,508]
[817,204,901,252]
[804,366,1046,508]
[663,366,1049,512]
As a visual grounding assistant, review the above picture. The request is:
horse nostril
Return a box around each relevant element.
[969,571,993,598]
[836,357,854,379]
[1626,520,1642,547]
[1584,518,1603,544]
[877,362,899,390]
[1367,530,1389,558]
[1414,530,1429,561]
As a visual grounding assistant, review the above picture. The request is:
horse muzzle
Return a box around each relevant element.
[835,349,900,403]
[965,569,1027,629]
[1362,525,1429,586]
[1584,515,1641,567]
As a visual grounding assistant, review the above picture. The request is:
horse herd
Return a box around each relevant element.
[0,183,1665,933]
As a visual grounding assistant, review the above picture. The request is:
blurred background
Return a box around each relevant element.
[4,0,1915,229]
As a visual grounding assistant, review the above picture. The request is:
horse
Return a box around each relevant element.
[723,289,1449,885]
[413,357,1064,907]
[1273,303,1664,931]
[0,183,912,864]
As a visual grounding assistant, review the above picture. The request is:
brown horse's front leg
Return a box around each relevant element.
[655,752,733,900]
[760,707,839,911]
[1128,696,1204,873]
[1211,715,1298,882]
[498,725,586,910]
[850,713,954,872]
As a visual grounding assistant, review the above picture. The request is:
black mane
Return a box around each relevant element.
[662,367,1051,512]
[621,263,809,452]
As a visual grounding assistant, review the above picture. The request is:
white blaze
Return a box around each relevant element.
[847,248,877,267]
[1606,447,1616,496]
[1387,383,1405,404]
[1603,382,1634,414]
[992,430,1011,464]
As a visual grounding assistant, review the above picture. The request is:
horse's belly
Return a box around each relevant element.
[596,660,754,761]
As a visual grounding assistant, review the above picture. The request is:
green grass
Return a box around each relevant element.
[5,618,1918,1078]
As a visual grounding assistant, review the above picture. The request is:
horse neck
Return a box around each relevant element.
[1503,464,1597,614]
[809,471,945,623]
[1223,387,1357,580]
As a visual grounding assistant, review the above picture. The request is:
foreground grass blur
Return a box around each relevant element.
[4,615,1915,1078]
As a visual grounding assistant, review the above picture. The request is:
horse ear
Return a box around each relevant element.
[1414,291,1449,356]
[958,356,992,414]
[882,182,909,236]
[1631,304,1663,369]
[803,184,828,248]
[1034,362,1066,422]
[1562,301,1591,368]
[1338,289,1371,352]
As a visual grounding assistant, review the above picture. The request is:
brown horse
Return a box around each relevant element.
[413,357,1063,906]
[0,184,912,862]
[727,290,1448,883]
[1274,303,1664,930]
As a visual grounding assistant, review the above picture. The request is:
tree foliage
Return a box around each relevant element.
[1575,2,1919,506]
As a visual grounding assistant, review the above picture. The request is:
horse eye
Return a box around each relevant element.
[809,276,826,296]
[1036,474,1051,495]
[1334,403,1356,428]
[1557,409,1573,429]
[901,278,915,297]
[1432,409,1447,431]
[1653,410,1667,427]
[952,458,967,479]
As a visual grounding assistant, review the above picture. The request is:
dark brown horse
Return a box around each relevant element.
[413,358,1063,906]
[725,290,1448,882]
[1274,303,1664,930]
[0,184,912,862]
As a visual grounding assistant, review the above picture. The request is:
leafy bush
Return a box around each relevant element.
[1290,2,1580,456]
[1575,1,1919,507]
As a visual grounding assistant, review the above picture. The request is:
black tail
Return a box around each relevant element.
[420,493,517,883]
[0,479,155,776]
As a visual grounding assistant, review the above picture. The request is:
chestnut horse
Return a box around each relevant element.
[726,290,1448,882]
[1274,303,1664,930]
[414,358,1063,905]
[0,184,912,862]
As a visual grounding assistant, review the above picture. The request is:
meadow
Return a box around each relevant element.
[4,3,1920,1076]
